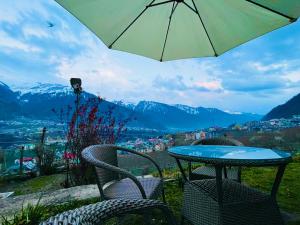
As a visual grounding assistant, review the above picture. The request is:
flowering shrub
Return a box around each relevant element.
[53,96,129,186]
[63,152,76,160]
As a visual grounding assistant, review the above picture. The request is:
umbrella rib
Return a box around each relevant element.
[108,0,156,48]
[160,1,178,61]
[191,0,218,56]
[245,0,297,22]
[182,1,197,14]
[149,0,174,8]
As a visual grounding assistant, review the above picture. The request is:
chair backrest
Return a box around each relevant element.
[82,145,119,194]
[192,137,244,146]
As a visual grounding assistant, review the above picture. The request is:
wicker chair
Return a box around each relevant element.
[82,145,165,202]
[188,138,243,182]
[40,199,178,225]
[182,179,284,225]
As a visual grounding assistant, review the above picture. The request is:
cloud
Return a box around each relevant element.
[249,61,289,73]
[193,80,222,91]
[283,69,300,82]
[0,0,52,25]
[221,75,286,92]
[210,57,300,94]
[153,74,223,92]
[22,26,50,39]
[0,30,42,53]
[153,75,187,91]
[54,44,137,98]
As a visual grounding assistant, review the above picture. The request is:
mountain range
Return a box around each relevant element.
[0,82,263,131]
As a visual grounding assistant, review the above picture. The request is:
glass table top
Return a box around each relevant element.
[168,145,292,165]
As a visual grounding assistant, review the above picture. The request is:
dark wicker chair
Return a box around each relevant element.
[182,179,284,225]
[40,198,178,225]
[188,138,244,182]
[82,145,165,202]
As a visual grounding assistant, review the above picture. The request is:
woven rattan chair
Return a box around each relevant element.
[82,145,165,202]
[40,199,178,225]
[182,179,283,225]
[188,138,243,182]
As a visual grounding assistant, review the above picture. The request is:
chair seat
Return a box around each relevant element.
[191,166,239,181]
[104,177,163,200]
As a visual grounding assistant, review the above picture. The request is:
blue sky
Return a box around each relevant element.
[0,0,299,114]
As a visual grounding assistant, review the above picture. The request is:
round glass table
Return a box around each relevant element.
[168,145,292,225]
[168,145,292,166]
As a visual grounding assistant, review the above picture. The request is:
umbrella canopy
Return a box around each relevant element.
[55,0,300,61]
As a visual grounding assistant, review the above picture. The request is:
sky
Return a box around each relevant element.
[0,0,300,115]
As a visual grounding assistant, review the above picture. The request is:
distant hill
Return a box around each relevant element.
[0,82,262,131]
[263,93,300,120]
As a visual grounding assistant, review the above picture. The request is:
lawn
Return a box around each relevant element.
[0,174,65,195]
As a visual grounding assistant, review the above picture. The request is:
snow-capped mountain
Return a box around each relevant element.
[4,82,162,129]
[12,83,94,119]
[135,101,261,129]
[108,100,263,129]
[135,101,175,114]
[14,83,72,96]
[1,82,262,130]
[173,104,200,115]
[112,100,136,110]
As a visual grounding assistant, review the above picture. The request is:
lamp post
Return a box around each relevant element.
[70,78,82,119]
[70,78,82,162]
[70,78,82,131]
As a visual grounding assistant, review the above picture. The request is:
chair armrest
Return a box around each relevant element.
[116,145,164,179]
[82,146,147,199]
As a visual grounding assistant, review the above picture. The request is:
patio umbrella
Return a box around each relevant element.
[55,0,300,61]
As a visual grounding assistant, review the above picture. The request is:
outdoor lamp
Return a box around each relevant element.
[70,78,82,94]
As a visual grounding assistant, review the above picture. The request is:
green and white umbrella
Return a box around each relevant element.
[55,0,299,61]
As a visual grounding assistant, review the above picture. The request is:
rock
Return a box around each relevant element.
[0,184,99,216]
[0,192,14,199]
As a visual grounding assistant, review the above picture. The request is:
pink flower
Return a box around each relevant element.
[63,152,76,159]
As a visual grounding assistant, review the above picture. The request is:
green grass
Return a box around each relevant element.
[12,174,65,196]
[0,174,64,195]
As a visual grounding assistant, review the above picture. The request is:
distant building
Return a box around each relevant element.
[200,131,206,140]
[185,133,196,141]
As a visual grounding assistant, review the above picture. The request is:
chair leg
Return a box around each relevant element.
[238,167,242,183]
[177,177,184,191]
[162,188,166,203]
